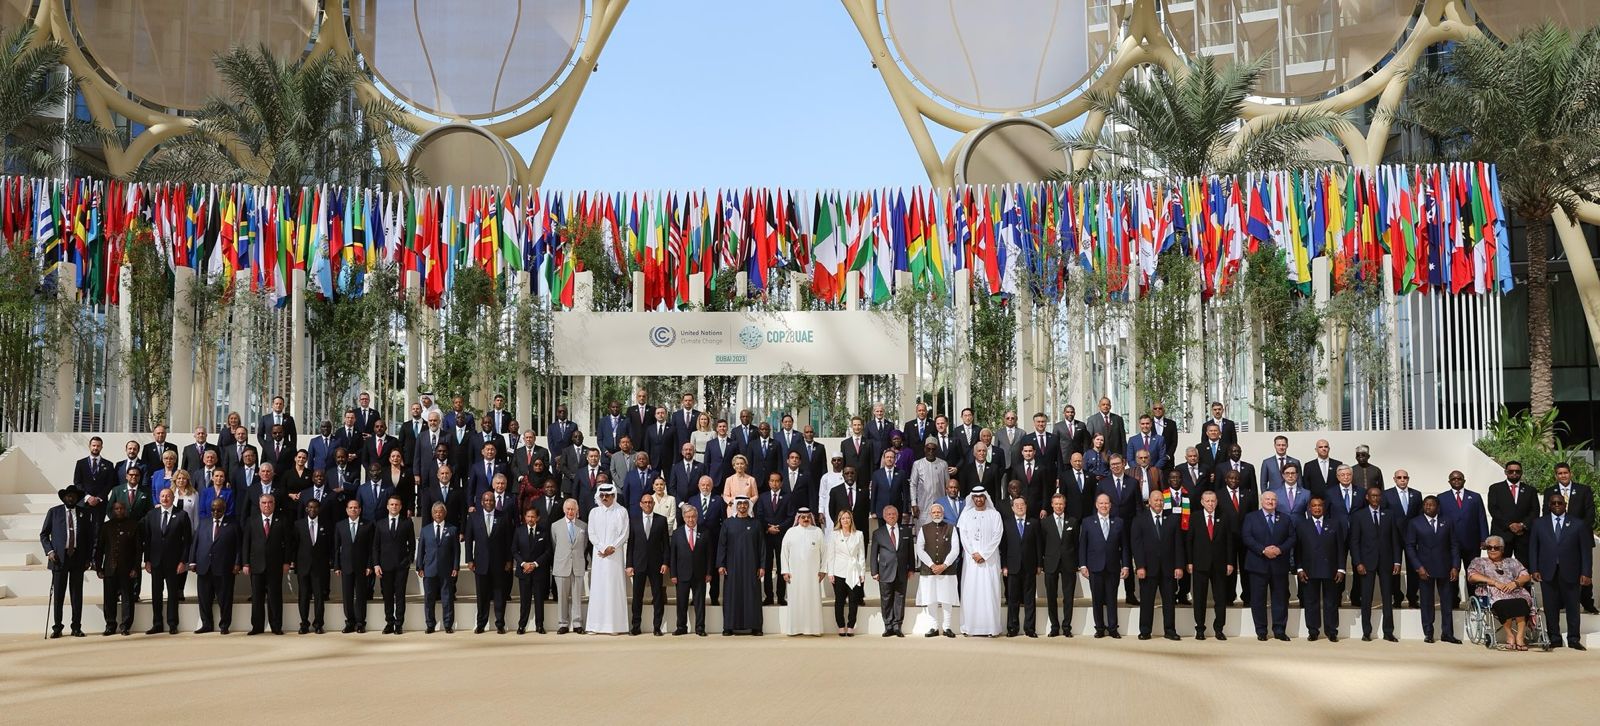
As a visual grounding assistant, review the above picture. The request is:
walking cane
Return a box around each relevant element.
[42,567,53,641]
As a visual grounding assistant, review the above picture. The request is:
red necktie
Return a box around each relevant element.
[1206,515,1214,538]
[689,529,696,550]
[1231,490,1239,509]
[263,519,270,537]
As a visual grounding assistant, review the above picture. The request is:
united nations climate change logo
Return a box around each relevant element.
[649,326,676,347]
[738,325,763,350]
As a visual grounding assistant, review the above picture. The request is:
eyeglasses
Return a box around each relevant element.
[1484,545,1503,551]
[1394,475,1409,480]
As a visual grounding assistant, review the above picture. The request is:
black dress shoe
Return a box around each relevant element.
[356,625,366,634]
[315,626,325,635]
[1138,633,1152,640]
[1583,606,1599,615]
[298,625,310,635]
[247,628,264,636]
[1164,633,1180,641]
[629,627,642,636]
[762,597,774,606]
[1062,629,1073,638]
[497,626,506,634]
[1108,630,1122,639]
[1328,633,1339,643]
[751,630,763,636]
[272,629,284,635]
[394,626,404,635]
[1177,597,1192,605]
[1423,636,1435,643]
[1094,629,1106,638]
[1215,632,1227,641]
[145,626,164,635]
[169,626,178,635]
[574,627,585,634]
[926,629,939,637]
[883,631,896,638]
[475,626,486,634]
[1383,635,1399,642]
[1441,636,1461,644]
[342,625,356,634]
[1274,633,1289,641]
[444,627,454,634]
[943,629,955,638]
[896,630,905,637]
[778,599,787,606]
[654,629,664,636]
[70,629,85,637]
[517,627,526,635]
[219,628,230,635]
[1570,642,1588,651]
[1025,631,1038,638]
[1125,598,1140,606]
[723,630,734,636]
[49,629,62,639]
[194,627,214,635]
[1308,633,1319,642]
[1257,634,1269,641]
[1550,640,1564,648]
[696,630,707,636]
[673,628,688,636]
[1195,632,1207,641]
[383,624,394,634]
[102,628,116,636]
[427,627,437,634]
[558,626,570,634]
[536,627,546,634]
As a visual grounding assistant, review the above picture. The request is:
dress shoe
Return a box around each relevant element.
[427,627,437,634]
[1025,631,1038,638]
[1177,597,1191,605]
[629,627,641,636]
[1383,635,1399,642]
[697,630,707,636]
[194,626,214,635]
[723,630,734,636]
[1108,630,1122,639]
[356,625,366,634]
[1362,633,1373,641]
[394,626,404,635]
[1423,636,1435,643]
[475,626,486,634]
[247,628,264,636]
[1328,633,1339,643]
[943,629,955,638]
[673,628,688,636]
[444,627,454,634]
[778,599,787,606]
[169,626,178,635]
[1214,632,1227,641]
[1062,629,1073,638]
[1125,597,1139,606]
[70,629,85,637]
[1093,629,1106,638]
[751,630,763,636]
[1441,636,1461,644]
[1195,631,1207,641]
[145,626,164,635]
[536,627,546,634]
[762,597,774,606]
[896,630,905,637]
[298,625,310,635]
[654,629,664,636]
[574,627,585,634]
[883,631,896,638]
[219,628,230,635]
[517,627,526,635]
[1138,633,1152,640]
[49,629,62,639]
[926,629,939,637]
[272,629,284,635]
[558,626,570,634]
[1257,634,1269,641]
[1006,629,1018,638]
[1569,642,1588,651]
[102,628,116,637]
[1307,633,1319,642]
[342,624,356,634]
[1550,640,1564,648]
[1583,606,1599,615]
[1164,633,1180,641]
[1274,633,1289,641]
[383,624,394,634]
[497,626,506,634]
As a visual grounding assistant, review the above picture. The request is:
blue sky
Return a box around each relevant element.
[517,1,963,190]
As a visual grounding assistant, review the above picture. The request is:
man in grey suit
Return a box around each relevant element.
[416,502,460,633]
[870,504,916,637]
[993,411,1025,472]
[1051,405,1090,468]
[1086,397,1128,458]
[551,498,590,633]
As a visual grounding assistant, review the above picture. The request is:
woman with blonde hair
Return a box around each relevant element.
[723,454,757,507]
[150,450,181,502]
[169,469,199,526]
[690,413,714,464]
[825,510,867,636]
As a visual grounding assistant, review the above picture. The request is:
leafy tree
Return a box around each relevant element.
[0,25,111,175]
[1397,22,1600,421]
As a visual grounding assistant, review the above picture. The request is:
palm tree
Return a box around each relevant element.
[1398,23,1600,420]
[136,46,418,186]
[0,24,111,175]
[1055,55,1344,180]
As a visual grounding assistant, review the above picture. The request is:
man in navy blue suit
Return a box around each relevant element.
[596,400,629,455]
[187,497,242,634]
[1242,490,1297,641]
[1077,492,1128,638]
[703,420,739,491]
[466,491,514,634]
[869,450,908,528]
[1528,492,1594,650]
[755,473,792,606]
[1384,470,1425,609]
[546,404,578,462]
[1096,453,1141,606]
[1348,485,1402,642]
[667,442,706,503]
[1436,470,1489,607]
[1294,496,1346,641]
[1130,489,1184,640]
[1404,495,1460,643]
[683,476,726,606]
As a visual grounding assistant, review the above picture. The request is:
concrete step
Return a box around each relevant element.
[0,541,42,556]
[0,494,58,515]
[0,514,45,528]
[0,551,37,566]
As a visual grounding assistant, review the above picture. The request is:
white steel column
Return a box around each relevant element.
[569,270,594,437]
[1382,256,1403,430]
[229,271,252,422]
[1311,257,1333,426]
[514,270,535,431]
[1125,260,1141,416]
[289,269,308,422]
[403,269,421,414]
[1012,289,1033,419]
[845,271,860,418]
[169,267,196,434]
[952,269,971,417]
[114,265,133,430]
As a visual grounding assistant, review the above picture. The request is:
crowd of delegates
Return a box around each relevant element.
[41,392,1595,650]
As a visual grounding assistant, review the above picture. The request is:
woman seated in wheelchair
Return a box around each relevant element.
[1466,535,1535,651]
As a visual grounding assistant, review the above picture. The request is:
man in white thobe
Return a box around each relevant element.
[909,441,946,525]
[916,502,961,636]
[779,508,826,636]
[956,487,1004,636]
[817,456,845,532]
[585,485,631,634]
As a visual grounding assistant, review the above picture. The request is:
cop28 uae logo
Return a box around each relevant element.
[649,326,676,347]
[738,325,764,349]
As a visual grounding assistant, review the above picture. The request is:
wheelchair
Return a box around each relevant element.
[1464,586,1551,651]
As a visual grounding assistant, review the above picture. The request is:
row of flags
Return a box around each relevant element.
[0,162,1510,310]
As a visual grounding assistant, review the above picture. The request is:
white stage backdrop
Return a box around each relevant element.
[554,311,909,376]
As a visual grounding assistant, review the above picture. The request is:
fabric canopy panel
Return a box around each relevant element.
[882,0,1126,113]
[956,119,1069,185]
[1163,0,1414,98]
[349,0,584,119]
[68,0,319,110]
[408,125,517,187]
[1471,0,1600,38]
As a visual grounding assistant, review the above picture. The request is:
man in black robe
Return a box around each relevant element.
[718,496,765,636]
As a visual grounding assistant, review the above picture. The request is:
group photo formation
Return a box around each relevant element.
[1,0,1598,722]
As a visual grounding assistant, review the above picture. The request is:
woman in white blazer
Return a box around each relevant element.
[651,478,678,534]
[825,510,867,636]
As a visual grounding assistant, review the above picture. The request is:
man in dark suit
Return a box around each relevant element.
[773,414,802,463]
[1130,489,1184,640]
[869,450,909,526]
[289,497,333,633]
[1195,424,1226,476]
[241,493,291,635]
[667,443,707,503]
[1010,442,1052,513]
[1301,439,1343,500]
[511,507,552,634]
[745,424,783,487]
[257,395,298,451]
[353,391,381,434]
[596,400,629,454]
[870,504,916,636]
[1147,403,1180,471]
[1543,463,1597,613]
[959,441,1006,498]
[468,443,507,503]
[755,473,792,605]
[1294,495,1346,641]
[703,420,740,491]
[1487,461,1540,567]
[1055,452,1096,520]
[1438,470,1490,607]
[1242,490,1297,641]
[1213,443,1258,494]
[466,491,514,633]
[1188,490,1233,640]
[1349,485,1402,641]
[1528,492,1594,650]
[358,418,400,473]
[1215,470,1257,604]
[1096,454,1142,606]
[468,418,507,470]
[620,452,655,517]
[828,467,872,537]
[510,431,552,486]
[1019,414,1057,485]
[999,496,1041,637]
[334,499,375,632]
[307,420,339,473]
[353,471,393,526]
[417,502,461,633]
[671,504,713,635]
[1383,470,1425,609]
[778,451,815,523]
[1175,447,1212,496]
[1260,436,1300,493]
[141,488,192,634]
[1086,397,1127,458]
[1036,493,1078,638]
[840,417,876,482]
[547,404,579,462]
[141,425,178,477]
[183,427,221,474]
[418,465,466,533]
[397,403,428,465]
[864,403,894,453]
[480,393,510,435]
[373,495,415,634]
[96,501,141,635]
[628,390,656,439]
[797,427,828,482]
[1127,414,1169,471]
[332,410,365,458]
[1197,402,1238,452]
[1404,496,1460,643]
[188,497,242,634]
[72,437,117,526]
[41,485,92,638]
[903,401,933,452]
[443,395,476,433]
[1050,405,1090,469]
[628,493,671,635]
[668,393,702,453]
[1077,493,1128,638]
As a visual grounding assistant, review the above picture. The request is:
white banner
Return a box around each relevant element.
[554,310,908,376]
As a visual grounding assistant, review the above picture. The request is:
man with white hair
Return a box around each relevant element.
[586,484,631,634]
[956,487,1004,636]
